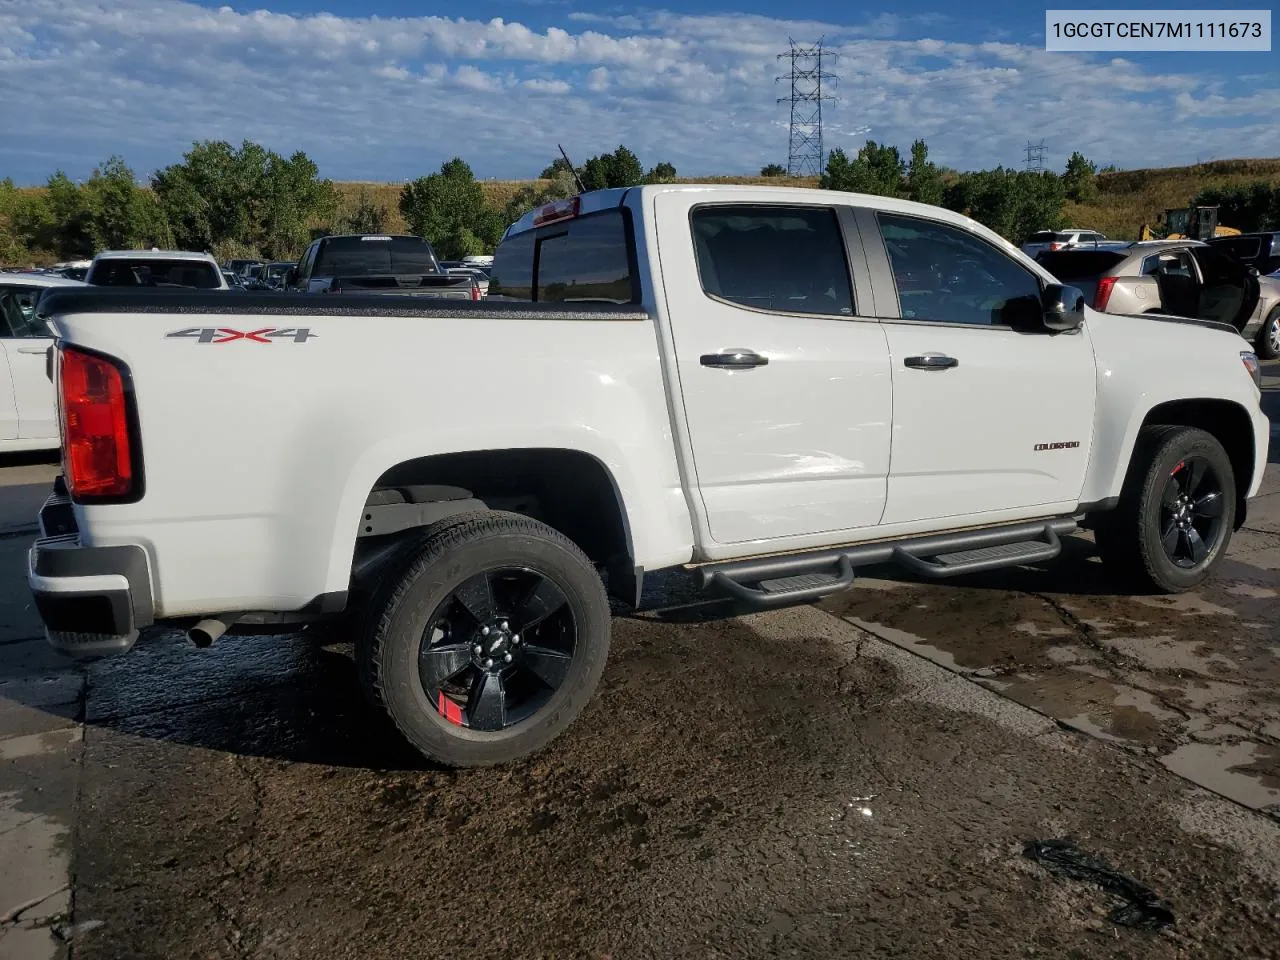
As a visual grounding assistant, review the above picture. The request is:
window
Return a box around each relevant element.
[0,286,47,338]
[1211,237,1262,261]
[297,243,318,282]
[877,212,1043,327]
[90,259,222,289]
[1038,250,1127,281]
[313,236,440,276]
[690,205,853,316]
[1142,250,1194,278]
[488,210,636,303]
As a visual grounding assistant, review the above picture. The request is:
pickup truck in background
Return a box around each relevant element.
[29,185,1269,768]
[285,233,480,299]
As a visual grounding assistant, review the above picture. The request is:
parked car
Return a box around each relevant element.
[1021,229,1109,259]
[29,185,1268,769]
[1035,240,1279,358]
[0,271,85,452]
[85,250,228,290]
[224,258,265,277]
[260,261,296,290]
[1206,231,1280,276]
[285,234,479,299]
[222,270,246,290]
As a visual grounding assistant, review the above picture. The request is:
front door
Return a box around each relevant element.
[654,193,893,547]
[0,286,56,441]
[860,209,1097,526]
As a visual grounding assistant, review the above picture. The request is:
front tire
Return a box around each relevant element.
[358,512,611,767]
[1094,425,1236,593]
[1255,306,1280,361]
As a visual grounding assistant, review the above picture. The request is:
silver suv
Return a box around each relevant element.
[1036,240,1280,358]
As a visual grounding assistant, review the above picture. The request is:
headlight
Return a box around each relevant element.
[1241,351,1262,389]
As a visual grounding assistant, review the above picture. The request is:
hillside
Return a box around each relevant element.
[334,160,1280,240]
[1063,158,1280,238]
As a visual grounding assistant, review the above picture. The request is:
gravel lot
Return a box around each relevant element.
[2,366,1278,959]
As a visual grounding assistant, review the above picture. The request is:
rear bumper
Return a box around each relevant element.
[27,487,154,658]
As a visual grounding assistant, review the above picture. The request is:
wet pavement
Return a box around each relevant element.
[1,367,1278,958]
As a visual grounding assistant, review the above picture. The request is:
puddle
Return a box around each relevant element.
[979,672,1176,746]
[1160,741,1280,811]
[1100,634,1240,675]
[847,618,968,673]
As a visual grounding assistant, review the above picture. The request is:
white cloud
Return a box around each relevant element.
[0,0,1272,184]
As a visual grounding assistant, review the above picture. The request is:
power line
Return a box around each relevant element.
[1024,139,1046,172]
[777,38,838,178]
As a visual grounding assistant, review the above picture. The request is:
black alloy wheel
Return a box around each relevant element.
[1157,457,1227,568]
[419,568,576,731]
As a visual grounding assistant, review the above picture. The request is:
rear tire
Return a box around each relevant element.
[1255,306,1280,360]
[357,511,610,767]
[1094,425,1236,593]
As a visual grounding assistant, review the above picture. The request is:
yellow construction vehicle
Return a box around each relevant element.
[1140,206,1242,241]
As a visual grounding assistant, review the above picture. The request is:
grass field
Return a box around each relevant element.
[334,159,1280,240]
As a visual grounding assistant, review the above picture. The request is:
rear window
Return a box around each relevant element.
[490,209,637,303]
[1210,237,1263,261]
[89,258,221,289]
[1027,231,1060,243]
[314,236,440,276]
[1034,250,1128,279]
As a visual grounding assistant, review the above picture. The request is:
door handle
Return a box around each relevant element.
[903,354,958,370]
[700,350,769,369]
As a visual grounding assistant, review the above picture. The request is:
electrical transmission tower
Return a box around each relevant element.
[777,38,838,177]
[1024,139,1046,172]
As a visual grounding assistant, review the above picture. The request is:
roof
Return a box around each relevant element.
[0,271,88,288]
[91,249,218,262]
[502,182,1044,277]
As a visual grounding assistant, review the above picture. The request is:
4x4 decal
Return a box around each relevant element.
[166,327,317,344]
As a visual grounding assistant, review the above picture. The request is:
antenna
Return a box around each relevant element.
[557,144,586,193]
[777,38,838,177]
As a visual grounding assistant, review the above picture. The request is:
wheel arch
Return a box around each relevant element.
[337,446,639,605]
[1130,399,1255,528]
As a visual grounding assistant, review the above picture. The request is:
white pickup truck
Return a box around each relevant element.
[28,185,1269,767]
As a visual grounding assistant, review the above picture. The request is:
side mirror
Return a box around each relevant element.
[284,268,298,287]
[1041,283,1086,332]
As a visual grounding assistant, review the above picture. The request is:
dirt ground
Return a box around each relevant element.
[2,370,1279,959]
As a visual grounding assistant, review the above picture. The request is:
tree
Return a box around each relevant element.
[943,168,1066,241]
[502,170,577,227]
[760,163,787,177]
[1062,151,1098,202]
[906,139,943,207]
[579,145,645,190]
[399,157,505,260]
[152,140,337,259]
[539,157,575,180]
[644,161,678,184]
[334,187,388,235]
[42,172,95,258]
[80,156,170,251]
[820,140,905,197]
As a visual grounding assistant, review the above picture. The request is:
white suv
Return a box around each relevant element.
[1021,229,1110,259]
[85,250,228,290]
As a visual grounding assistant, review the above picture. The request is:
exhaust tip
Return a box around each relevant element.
[188,618,230,648]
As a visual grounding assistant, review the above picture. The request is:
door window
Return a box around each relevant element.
[876,212,1043,327]
[690,205,854,317]
[0,286,49,337]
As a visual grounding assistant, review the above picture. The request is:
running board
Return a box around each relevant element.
[699,519,1074,611]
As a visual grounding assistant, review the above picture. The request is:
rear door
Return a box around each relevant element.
[1190,245,1260,330]
[654,193,893,546]
[0,285,55,441]
[859,208,1096,526]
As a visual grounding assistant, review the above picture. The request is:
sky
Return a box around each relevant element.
[1,0,1276,184]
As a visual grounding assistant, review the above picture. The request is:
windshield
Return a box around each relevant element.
[314,236,440,276]
[264,263,293,278]
[89,258,222,289]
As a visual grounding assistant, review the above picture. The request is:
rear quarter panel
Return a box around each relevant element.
[50,308,693,617]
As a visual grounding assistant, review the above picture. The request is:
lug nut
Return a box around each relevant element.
[481,626,490,636]
[504,653,513,663]
[484,658,494,668]
[501,621,509,631]
[511,634,520,644]
[472,644,482,654]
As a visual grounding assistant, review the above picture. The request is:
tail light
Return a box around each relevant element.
[1093,276,1117,311]
[1049,242,1065,251]
[470,281,481,301]
[57,345,140,502]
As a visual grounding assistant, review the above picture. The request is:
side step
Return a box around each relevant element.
[699,519,1074,611]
